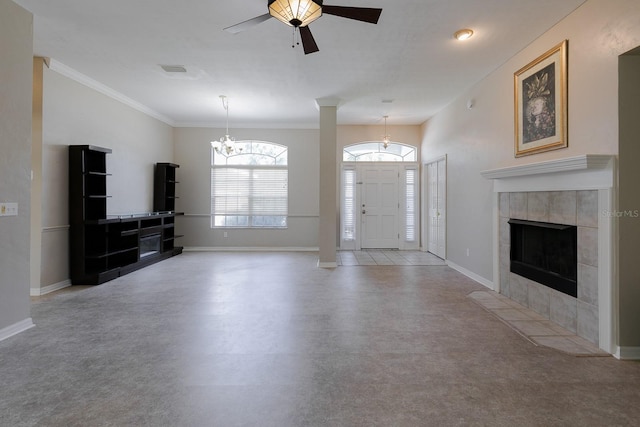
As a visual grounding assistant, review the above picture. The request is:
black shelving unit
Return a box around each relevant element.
[69,146,183,285]
[154,163,179,212]
[154,162,184,254]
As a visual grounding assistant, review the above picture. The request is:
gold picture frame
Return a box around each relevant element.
[514,40,568,157]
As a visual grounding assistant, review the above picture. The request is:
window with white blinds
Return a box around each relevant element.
[342,167,356,241]
[211,141,288,228]
[405,168,417,242]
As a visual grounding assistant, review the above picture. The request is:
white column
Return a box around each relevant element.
[316,98,339,268]
[31,58,44,294]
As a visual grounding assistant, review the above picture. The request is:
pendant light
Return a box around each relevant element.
[211,95,241,155]
[382,115,391,149]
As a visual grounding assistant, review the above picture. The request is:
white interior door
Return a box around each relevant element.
[426,157,446,258]
[361,165,399,249]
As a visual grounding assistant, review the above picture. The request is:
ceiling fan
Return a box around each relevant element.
[224,0,383,54]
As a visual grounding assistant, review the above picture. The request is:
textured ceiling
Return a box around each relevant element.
[14,0,586,128]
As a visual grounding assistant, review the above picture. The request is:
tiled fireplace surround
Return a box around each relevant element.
[498,190,599,343]
[482,155,615,354]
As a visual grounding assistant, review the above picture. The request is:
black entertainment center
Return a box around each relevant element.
[69,145,183,285]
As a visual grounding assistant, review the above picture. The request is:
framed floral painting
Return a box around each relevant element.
[514,40,568,157]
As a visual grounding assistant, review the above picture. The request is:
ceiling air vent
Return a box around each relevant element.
[160,65,187,73]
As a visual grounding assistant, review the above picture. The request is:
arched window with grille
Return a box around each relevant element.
[211,141,288,228]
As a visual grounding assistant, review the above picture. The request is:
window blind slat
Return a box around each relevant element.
[405,168,416,242]
[212,165,288,220]
[342,168,356,241]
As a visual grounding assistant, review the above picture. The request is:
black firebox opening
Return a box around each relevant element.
[509,219,577,298]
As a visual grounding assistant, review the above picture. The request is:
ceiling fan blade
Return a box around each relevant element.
[299,26,319,55]
[322,6,382,24]
[223,13,272,34]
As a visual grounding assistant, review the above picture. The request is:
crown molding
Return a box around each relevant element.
[47,59,175,126]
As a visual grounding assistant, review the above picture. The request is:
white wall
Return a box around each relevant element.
[0,0,33,337]
[421,0,640,283]
[38,66,174,291]
[174,127,320,249]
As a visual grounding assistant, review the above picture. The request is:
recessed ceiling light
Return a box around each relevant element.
[454,29,474,41]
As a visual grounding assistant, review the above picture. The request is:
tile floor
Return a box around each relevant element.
[337,249,447,266]
[3,252,640,426]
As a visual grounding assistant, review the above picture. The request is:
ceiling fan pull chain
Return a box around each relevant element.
[292,27,301,49]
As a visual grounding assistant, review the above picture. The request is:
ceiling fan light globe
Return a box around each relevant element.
[268,0,323,27]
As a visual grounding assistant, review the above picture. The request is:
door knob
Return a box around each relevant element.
[362,210,366,214]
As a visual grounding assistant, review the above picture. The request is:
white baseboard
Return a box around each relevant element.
[446,260,495,290]
[0,318,35,342]
[184,246,319,252]
[30,280,71,296]
[317,261,338,268]
[615,346,640,360]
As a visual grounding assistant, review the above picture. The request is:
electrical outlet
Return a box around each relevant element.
[466,248,470,257]
[0,202,18,217]
[224,231,228,238]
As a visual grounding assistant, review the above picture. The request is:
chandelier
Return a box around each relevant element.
[382,115,391,149]
[211,95,241,155]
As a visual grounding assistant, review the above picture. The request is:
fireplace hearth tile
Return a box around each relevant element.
[470,298,511,310]
[539,320,575,335]
[531,336,608,356]
[468,291,608,356]
[492,308,536,321]
[509,320,559,336]
[566,335,608,355]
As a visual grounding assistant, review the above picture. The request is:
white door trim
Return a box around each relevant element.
[423,155,447,259]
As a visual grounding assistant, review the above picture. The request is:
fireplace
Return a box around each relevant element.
[481,155,615,353]
[509,219,577,297]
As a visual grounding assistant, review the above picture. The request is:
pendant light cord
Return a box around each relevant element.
[221,95,230,135]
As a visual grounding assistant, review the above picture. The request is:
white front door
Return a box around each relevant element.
[361,165,399,249]
[426,157,446,258]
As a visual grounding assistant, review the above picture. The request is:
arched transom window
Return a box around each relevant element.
[343,142,417,162]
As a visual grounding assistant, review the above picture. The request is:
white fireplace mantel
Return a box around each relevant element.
[481,155,616,194]
[482,154,617,356]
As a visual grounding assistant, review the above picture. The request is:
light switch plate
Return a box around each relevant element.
[0,202,18,217]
